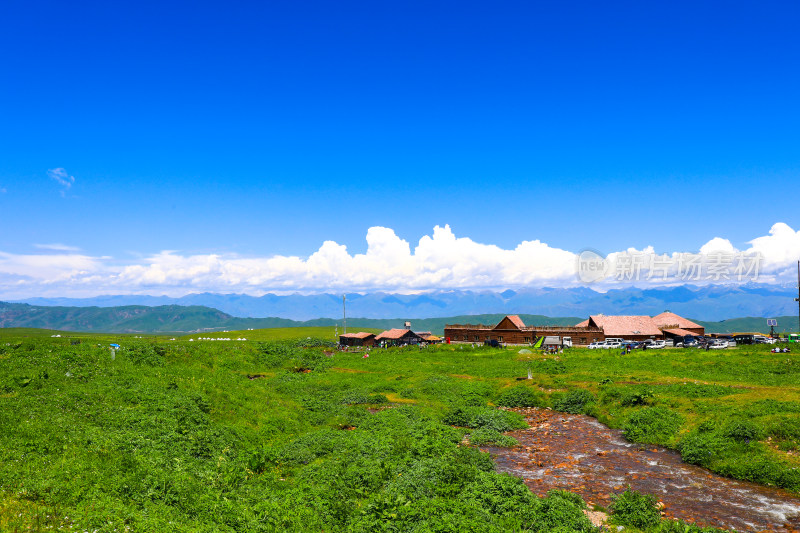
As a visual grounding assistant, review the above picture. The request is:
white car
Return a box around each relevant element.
[605,342,622,350]
[587,341,606,349]
[648,340,666,349]
[709,340,728,349]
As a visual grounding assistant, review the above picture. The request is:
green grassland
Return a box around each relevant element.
[178,327,382,342]
[1,331,797,532]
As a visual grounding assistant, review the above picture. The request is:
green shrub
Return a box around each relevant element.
[256,342,295,367]
[468,428,519,447]
[769,417,800,439]
[496,386,546,408]
[623,407,684,444]
[620,387,655,406]
[531,359,566,375]
[443,407,527,432]
[609,488,661,529]
[123,344,165,367]
[722,419,763,442]
[679,431,730,466]
[552,389,596,414]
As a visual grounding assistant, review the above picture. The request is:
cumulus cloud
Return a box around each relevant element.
[1,223,800,299]
[47,168,75,195]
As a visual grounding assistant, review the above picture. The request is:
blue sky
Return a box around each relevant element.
[1,1,799,297]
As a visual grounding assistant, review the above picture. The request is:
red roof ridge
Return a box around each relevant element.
[653,311,703,330]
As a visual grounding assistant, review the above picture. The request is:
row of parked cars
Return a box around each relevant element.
[587,338,667,350]
[675,337,734,349]
[587,333,787,350]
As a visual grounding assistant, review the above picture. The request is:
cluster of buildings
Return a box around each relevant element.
[339,321,441,347]
[443,312,705,346]
[338,312,706,348]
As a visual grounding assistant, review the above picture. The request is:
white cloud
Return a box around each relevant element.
[0,251,102,280]
[699,237,736,255]
[34,243,82,252]
[47,168,75,195]
[1,223,800,299]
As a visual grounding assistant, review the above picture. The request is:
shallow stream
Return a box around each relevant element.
[483,408,800,532]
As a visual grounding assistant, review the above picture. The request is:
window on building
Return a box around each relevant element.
[498,336,503,343]
[474,335,479,341]
[524,337,531,343]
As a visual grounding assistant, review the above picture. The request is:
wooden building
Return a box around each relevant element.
[581,315,664,342]
[416,331,442,344]
[339,332,376,347]
[576,312,705,341]
[444,315,603,346]
[445,312,706,347]
[375,328,424,347]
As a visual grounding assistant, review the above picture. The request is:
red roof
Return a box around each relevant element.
[495,315,527,329]
[653,312,703,330]
[575,319,590,327]
[662,328,701,337]
[508,315,526,328]
[340,332,375,339]
[376,328,420,340]
[589,315,662,337]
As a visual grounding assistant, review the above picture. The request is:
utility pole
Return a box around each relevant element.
[796,261,800,334]
[343,294,347,335]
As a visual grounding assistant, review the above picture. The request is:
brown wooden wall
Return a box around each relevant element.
[443,327,604,345]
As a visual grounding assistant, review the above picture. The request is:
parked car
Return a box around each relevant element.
[605,342,622,350]
[648,340,666,349]
[710,336,736,347]
[709,339,728,349]
[587,341,606,349]
[682,338,699,348]
[734,334,755,345]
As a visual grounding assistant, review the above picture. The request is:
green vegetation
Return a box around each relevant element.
[1,329,799,531]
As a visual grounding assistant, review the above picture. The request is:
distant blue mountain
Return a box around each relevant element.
[13,284,798,321]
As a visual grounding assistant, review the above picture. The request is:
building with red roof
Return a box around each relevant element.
[444,315,604,346]
[339,331,377,347]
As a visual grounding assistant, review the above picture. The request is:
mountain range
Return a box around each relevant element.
[14,284,800,322]
[3,284,798,334]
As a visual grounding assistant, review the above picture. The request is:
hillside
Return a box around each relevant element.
[0,302,250,333]
[0,302,584,334]
[1,301,796,335]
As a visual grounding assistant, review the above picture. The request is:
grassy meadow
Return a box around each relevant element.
[1,329,798,532]
[179,327,382,342]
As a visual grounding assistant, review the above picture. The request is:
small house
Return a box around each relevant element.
[375,328,424,347]
[339,332,376,347]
